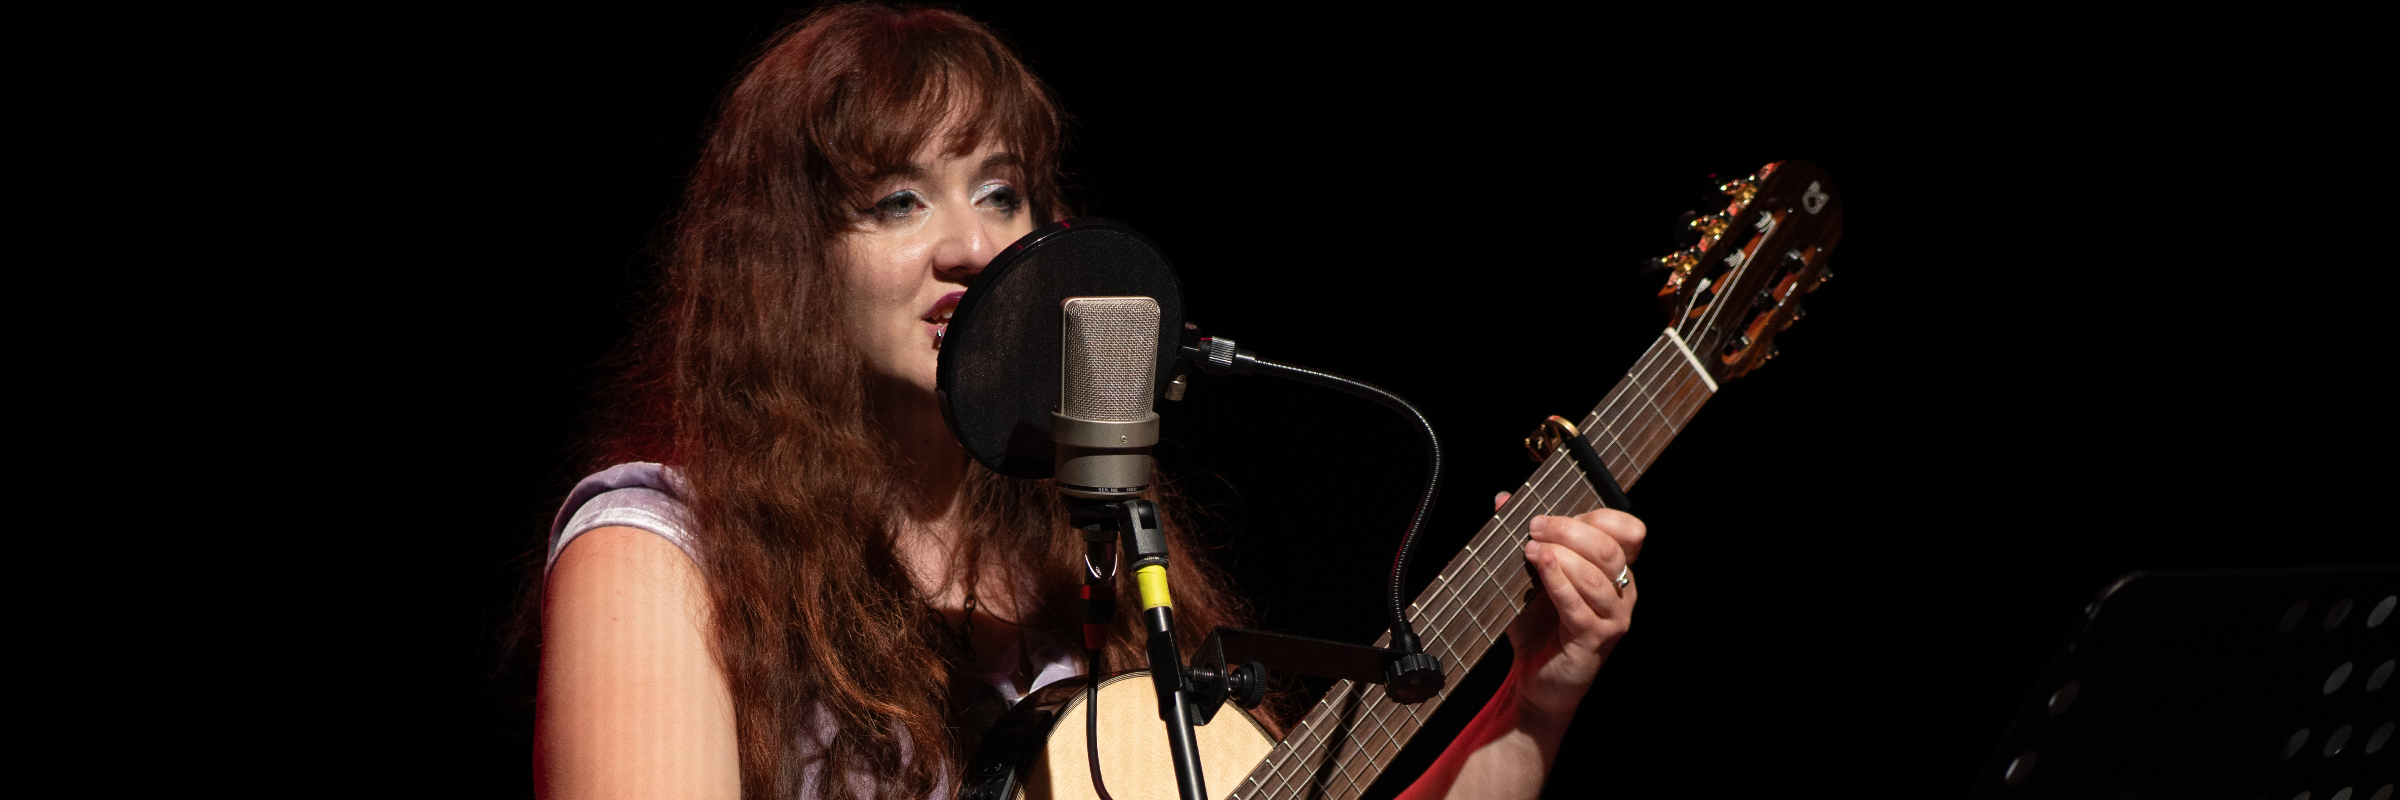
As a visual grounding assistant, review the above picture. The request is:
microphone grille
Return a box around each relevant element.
[1060,297,1160,422]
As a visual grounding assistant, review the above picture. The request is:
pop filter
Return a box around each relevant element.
[936,218,1183,479]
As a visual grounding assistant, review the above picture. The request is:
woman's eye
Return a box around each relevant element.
[978,184,1022,213]
[871,191,923,222]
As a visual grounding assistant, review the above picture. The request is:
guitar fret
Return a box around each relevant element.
[1456,551,1507,630]
[1369,703,1411,765]
[1296,711,1334,787]
[1351,706,1397,784]
[1318,694,1371,800]
[1265,749,1301,800]
[1615,366,1680,474]
[1364,695,1408,773]
[1640,371,1697,435]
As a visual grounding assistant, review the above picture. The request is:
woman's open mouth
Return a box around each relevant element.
[923,291,965,349]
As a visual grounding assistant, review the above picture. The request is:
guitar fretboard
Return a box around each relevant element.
[1231,331,1717,800]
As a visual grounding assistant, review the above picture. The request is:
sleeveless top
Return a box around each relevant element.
[546,462,1083,797]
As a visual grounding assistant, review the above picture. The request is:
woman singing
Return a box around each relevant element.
[534,5,1645,799]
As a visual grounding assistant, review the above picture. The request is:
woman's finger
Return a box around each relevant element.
[1493,491,1512,511]
[1571,508,1645,563]
[1526,535,1603,634]
[1528,514,1629,585]
[1530,528,1631,616]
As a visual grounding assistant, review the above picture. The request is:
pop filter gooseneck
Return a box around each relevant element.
[935,218,1184,479]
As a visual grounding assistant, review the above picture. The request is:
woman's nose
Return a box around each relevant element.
[928,205,998,283]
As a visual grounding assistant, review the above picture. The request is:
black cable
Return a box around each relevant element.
[1085,661,1113,800]
[1245,357,1441,654]
[1079,537,1118,800]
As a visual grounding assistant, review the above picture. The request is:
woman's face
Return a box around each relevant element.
[839,139,1038,398]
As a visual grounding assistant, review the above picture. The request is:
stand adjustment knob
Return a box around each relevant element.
[1384,651,1445,704]
[1229,661,1270,710]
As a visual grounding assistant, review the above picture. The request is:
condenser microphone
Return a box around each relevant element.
[934,218,1183,479]
[1052,297,1161,498]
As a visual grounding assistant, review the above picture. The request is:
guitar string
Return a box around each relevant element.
[1371,344,1705,742]
[1314,425,1600,800]
[1683,189,1803,387]
[1580,336,1686,483]
[1600,336,1707,482]
[1606,348,1693,477]
[1581,342,1677,484]
[1254,343,1697,800]
[1267,441,1557,796]
[1252,363,1702,800]
[1250,339,1716,800]
[1309,714,1367,800]
[1429,362,1709,685]
[1474,353,1714,614]
[1274,697,1335,799]
[1599,355,1708,492]
[1589,342,1708,489]
[1682,196,1771,356]
[1435,345,1709,663]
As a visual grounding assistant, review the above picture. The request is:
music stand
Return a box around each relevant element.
[1969,566,2398,800]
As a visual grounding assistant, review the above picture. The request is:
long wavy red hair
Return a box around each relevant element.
[582,5,1256,798]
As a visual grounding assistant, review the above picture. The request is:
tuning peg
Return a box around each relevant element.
[1644,250,1699,275]
[1754,289,1777,309]
[1719,179,1758,204]
[1808,266,1834,292]
[1671,211,1702,248]
[1720,332,1753,358]
[1781,304,1805,330]
[1689,214,1730,238]
[1765,343,1781,360]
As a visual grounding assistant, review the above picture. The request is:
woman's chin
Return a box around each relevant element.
[866,362,942,405]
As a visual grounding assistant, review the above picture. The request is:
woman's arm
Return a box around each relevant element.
[1397,500,1643,800]
[537,525,742,800]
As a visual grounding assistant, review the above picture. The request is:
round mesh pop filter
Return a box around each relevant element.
[936,218,1183,478]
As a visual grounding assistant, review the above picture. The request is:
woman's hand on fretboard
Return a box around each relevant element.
[1494,491,1643,720]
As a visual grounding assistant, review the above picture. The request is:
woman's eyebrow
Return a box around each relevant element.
[979,152,1022,175]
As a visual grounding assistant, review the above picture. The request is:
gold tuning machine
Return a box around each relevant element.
[1523,415,1580,463]
[1686,215,1730,238]
[1719,179,1758,204]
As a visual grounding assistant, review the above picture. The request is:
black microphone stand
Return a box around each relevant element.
[1071,496,1212,800]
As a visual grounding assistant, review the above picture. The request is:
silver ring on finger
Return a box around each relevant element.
[1613,565,1632,589]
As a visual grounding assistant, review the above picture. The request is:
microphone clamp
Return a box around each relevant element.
[1192,336,1258,376]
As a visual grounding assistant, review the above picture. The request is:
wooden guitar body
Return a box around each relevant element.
[965,672,1274,800]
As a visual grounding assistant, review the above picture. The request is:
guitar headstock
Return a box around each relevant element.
[1646,161,1844,383]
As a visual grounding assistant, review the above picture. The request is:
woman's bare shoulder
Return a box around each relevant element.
[547,526,707,613]
[537,525,739,798]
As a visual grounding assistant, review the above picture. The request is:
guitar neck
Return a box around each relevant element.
[1233,330,1719,800]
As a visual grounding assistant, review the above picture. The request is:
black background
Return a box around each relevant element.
[83,4,2392,797]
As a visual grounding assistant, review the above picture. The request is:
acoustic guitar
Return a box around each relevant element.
[961,161,1846,800]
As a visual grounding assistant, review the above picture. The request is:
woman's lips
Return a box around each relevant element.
[923,290,966,348]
